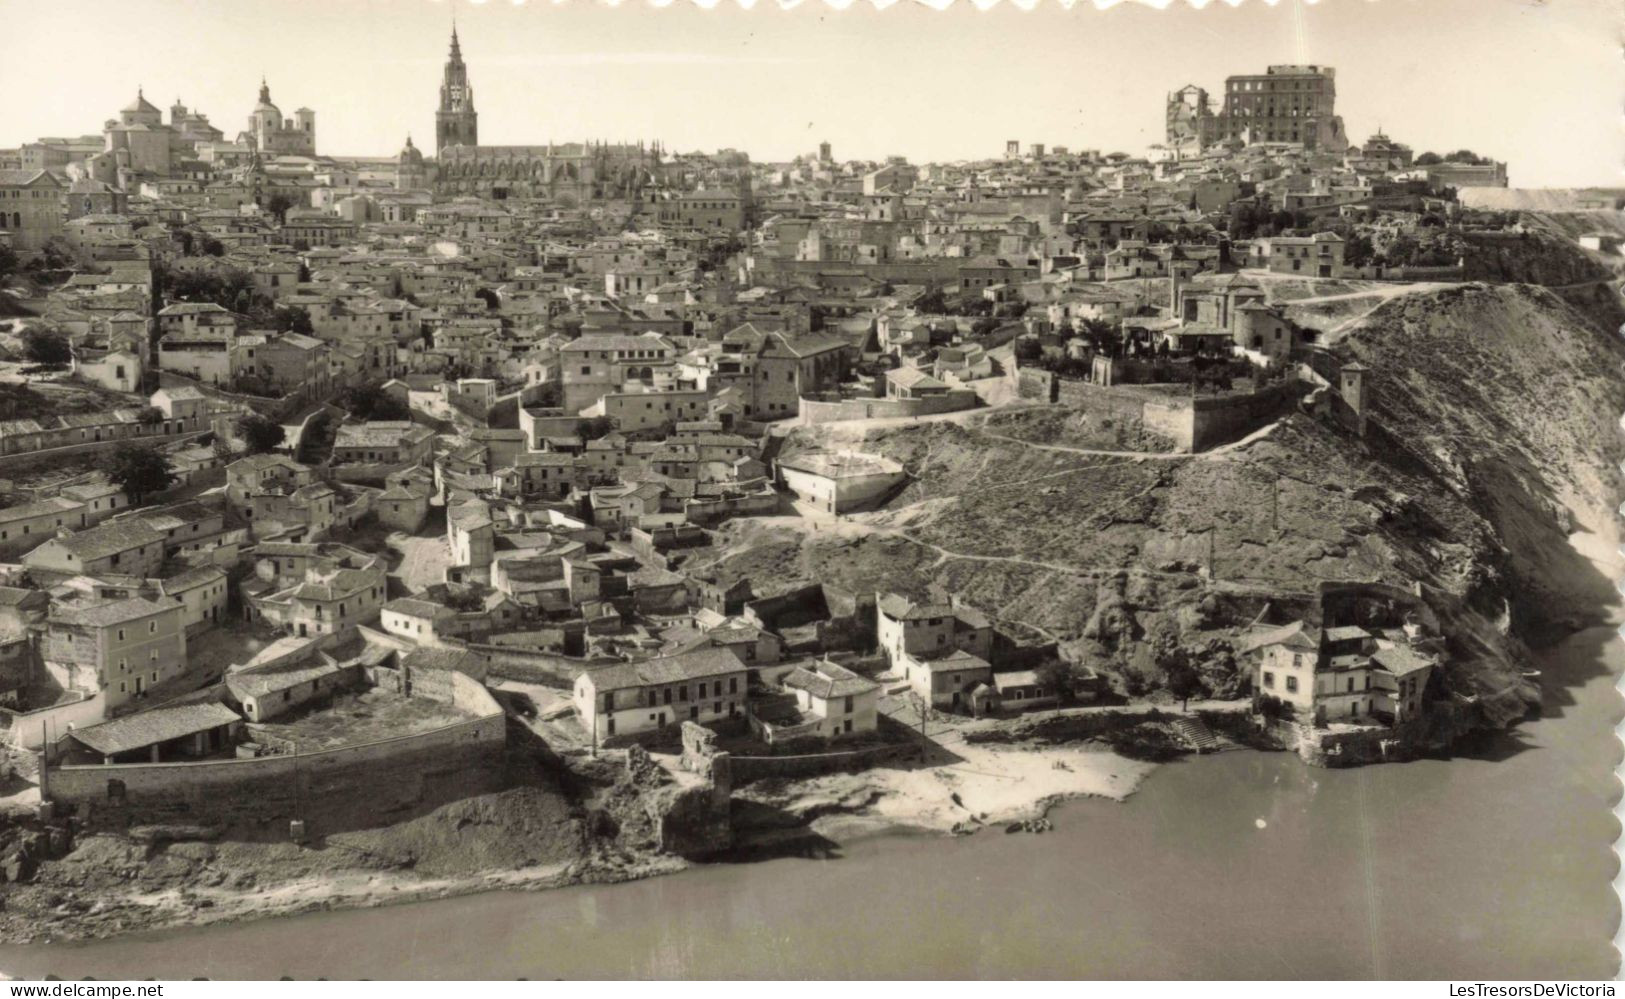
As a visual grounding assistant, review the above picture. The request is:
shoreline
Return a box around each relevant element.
[11,735,1161,947]
[13,514,1621,948]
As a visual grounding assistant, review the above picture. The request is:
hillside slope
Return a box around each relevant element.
[712,281,1625,743]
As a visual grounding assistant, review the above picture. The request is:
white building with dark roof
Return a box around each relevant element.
[572,646,748,742]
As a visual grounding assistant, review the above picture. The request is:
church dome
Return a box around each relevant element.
[399,136,424,164]
[122,89,159,114]
[254,79,281,115]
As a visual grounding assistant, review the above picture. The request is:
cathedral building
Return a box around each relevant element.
[435,27,478,154]
[425,28,670,206]
[240,79,315,157]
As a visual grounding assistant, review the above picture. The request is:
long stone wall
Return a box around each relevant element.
[684,491,780,526]
[726,741,916,782]
[797,390,978,425]
[44,673,506,832]
[0,431,211,475]
[1011,359,1300,452]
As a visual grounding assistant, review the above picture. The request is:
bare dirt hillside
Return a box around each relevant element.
[737,281,1625,740]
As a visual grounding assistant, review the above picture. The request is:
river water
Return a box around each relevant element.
[0,625,1617,980]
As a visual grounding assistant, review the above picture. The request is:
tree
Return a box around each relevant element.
[265,193,295,226]
[0,244,18,283]
[135,405,165,425]
[474,288,501,311]
[1343,233,1376,269]
[1035,659,1074,704]
[1415,152,1442,166]
[338,382,411,422]
[200,237,226,257]
[1163,653,1204,712]
[236,413,286,455]
[271,305,314,335]
[21,328,70,365]
[108,446,175,504]
[1013,337,1043,365]
[576,416,617,441]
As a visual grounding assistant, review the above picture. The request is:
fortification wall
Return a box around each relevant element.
[0,431,211,475]
[1189,381,1299,450]
[797,390,978,425]
[45,674,505,831]
[1012,359,1300,452]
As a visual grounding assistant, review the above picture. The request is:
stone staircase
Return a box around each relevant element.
[1171,716,1220,754]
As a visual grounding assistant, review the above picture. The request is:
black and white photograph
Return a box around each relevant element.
[0,0,1619,983]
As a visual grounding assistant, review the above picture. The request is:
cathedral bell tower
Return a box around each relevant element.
[435,26,478,154]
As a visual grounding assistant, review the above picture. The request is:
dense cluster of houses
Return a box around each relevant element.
[0,57,1474,789]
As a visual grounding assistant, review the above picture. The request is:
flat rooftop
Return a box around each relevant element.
[780,451,903,479]
[251,686,474,751]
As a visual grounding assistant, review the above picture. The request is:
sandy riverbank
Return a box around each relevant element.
[742,737,1160,842]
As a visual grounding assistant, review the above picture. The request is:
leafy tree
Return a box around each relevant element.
[271,305,314,335]
[1414,152,1442,166]
[0,244,18,282]
[1035,659,1074,703]
[474,288,501,311]
[1013,337,1044,364]
[1343,233,1376,269]
[135,406,165,425]
[200,237,226,257]
[22,328,70,365]
[338,383,411,422]
[297,410,338,464]
[1164,655,1204,712]
[265,193,296,226]
[915,287,948,314]
[236,413,287,455]
[108,446,175,504]
[576,416,617,441]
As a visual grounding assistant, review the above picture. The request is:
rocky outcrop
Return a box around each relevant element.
[642,725,734,858]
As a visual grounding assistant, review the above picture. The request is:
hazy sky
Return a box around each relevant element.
[4,0,1620,186]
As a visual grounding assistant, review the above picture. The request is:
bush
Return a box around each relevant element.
[21,328,70,365]
[237,413,287,455]
[338,383,411,422]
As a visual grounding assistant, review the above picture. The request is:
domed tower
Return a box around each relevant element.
[249,78,282,151]
[120,88,162,128]
[397,135,427,190]
[435,26,478,154]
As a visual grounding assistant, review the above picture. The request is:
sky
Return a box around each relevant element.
[3,0,1620,187]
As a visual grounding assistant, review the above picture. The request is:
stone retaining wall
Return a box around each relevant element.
[1012,359,1300,452]
[45,673,506,832]
[797,391,979,425]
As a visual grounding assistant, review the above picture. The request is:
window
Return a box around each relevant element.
[729,677,738,694]
[1263,671,1275,689]
[844,695,854,713]
[1285,675,1299,693]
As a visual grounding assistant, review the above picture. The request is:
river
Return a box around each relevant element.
[0,625,1617,980]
